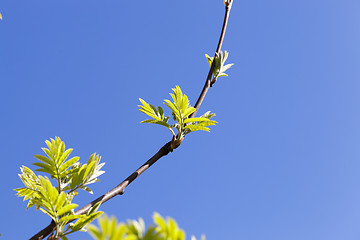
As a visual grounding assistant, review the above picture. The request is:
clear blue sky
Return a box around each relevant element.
[1,0,360,239]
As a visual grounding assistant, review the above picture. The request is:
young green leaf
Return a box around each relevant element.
[184,125,210,132]
[206,50,234,79]
[183,117,212,124]
[183,107,196,118]
[138,86,217,145]
[140,119,170,128]
[57,203,78,217]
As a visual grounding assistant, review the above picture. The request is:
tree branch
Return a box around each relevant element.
[190,2,233,118]
[29,2,233,239]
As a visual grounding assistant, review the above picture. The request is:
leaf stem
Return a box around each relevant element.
[168,127,176,137]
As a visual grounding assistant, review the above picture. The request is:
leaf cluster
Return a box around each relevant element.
[139,86,217,149]
[205,50,234,79]
[14,137,105,239]
[88,212,205,240]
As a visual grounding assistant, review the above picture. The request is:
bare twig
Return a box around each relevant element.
[30,2,233,239]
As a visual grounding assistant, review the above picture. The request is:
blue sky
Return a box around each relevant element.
[1,0,360,239]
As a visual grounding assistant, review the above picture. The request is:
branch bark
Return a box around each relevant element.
[191,2,233,118]
[30,2,233,239]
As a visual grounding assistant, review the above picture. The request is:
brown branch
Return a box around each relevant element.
[29,2,233,239]
[190,1,233,118]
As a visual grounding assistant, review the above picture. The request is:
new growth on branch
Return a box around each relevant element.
[20,1,234,239]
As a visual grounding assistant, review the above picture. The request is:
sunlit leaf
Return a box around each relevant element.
[59,214,82,223]
[80,185,93,194]
[183,117,212,124]
[183,107,196,118]
[54,192,66,211]
[184,125,210,132]
[57,203,78,216]
[72,212,103,232]
[140,119,170,128]
[205,54,213,66]
[34,155,54,166]
[59,156,80,174]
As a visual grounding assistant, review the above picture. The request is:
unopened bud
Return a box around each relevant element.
[224,0,233,8]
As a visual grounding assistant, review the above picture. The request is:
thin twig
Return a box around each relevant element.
[29,2,233,239]
[190,3,232,117]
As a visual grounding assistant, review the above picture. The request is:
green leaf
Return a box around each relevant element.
[59,156,80,174]
[138,108,161,121]
[87,201,102,215]
[183,107,196,118]
[32,162,56,176]
[61,235,69,240]
[42,148,53,160]
[72,212,103,232]
[172,86,188,114]
[87,225,102,240]
[108,218,117,239]
[153,212,167,232]
[138,98,162,121]
[168,218,177,236]
[84,161,96,181]
[205,54,213,66]
[80,185,93,194]
[157,106,164,119]
[59,214,82,223]
[196,121,217,127]
[184,125,210,132]
[206,50,234,78]
[200,111,216,119]
[45,140,53,152]
[164,100,181,122]
[149,104,159,116]
[39,207,56,220]
[57,203,78,216]
[218,72,228,77]
[56,141,65,165]
[140,119,170,128]
[34,155,54,166]
[58,148,73,166]
[54,192,66,211]
[222,63,234,72]
[183,117,212,124]
[99,215,110,236]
